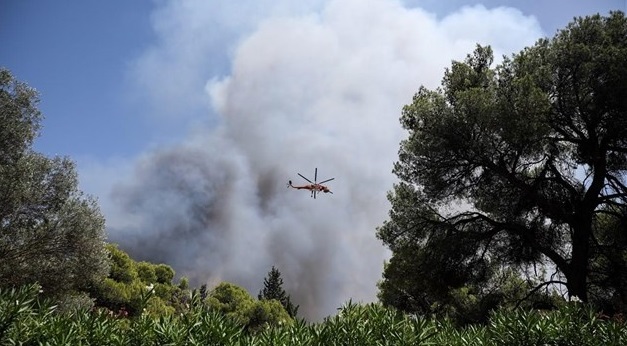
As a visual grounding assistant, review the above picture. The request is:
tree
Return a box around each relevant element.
[155,264,175,284]
[207,282,293,331]
[107,244,138,284]
[92,244,189,316]
[136,261,158,284]
[0,68,109,300]
[377,12,627,316]
[258,266,299,318]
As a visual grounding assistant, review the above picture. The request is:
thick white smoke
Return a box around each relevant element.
[105,0,542,320]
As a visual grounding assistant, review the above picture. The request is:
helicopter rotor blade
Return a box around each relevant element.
[298,173,314,184]
[318,178,335,184]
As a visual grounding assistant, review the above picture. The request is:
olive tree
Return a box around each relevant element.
[0,68,108,300]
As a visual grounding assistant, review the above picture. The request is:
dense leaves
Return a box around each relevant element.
[0,68,41,165]
[258,266,299,318]
[206,282,293,331]
[2,285,626,345]
[0,68,108,302]
[91,244,186,317]
[378,12,627,319]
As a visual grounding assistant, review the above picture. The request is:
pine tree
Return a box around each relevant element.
[258,266,299,317]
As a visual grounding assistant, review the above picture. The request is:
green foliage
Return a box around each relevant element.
[258,265,299,318]
[0,68,41,164]
[90,244,188,317]
[314,301,440,345]
[248,299,292,332]
[95,278,146,315]
[378,12,627,320]
[54,291,96,314]
[206,282,259,327]
[107,244,138,284]
[178,277,189,290]
[136,262,157,284]
[154,264,175,284]
[378,247,560,325]
[144,295,175,316]
[207,282,293,331]
[3,286,624,345]
[0,68,109,301]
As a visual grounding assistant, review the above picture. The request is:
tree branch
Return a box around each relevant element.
[607,174,627,195]
[514,280,568,309]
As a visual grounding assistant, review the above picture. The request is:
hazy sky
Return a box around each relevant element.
[1,0,624,320]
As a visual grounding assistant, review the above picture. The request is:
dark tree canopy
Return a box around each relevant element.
[378,12,627,316]
[0,68,109,299]
[258,266,299,318]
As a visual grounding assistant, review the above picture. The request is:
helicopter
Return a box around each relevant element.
[288,168,334,199]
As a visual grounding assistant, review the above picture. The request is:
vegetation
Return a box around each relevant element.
[378,11,627,321]
[0,68,109,305]
[89,244,189,317]
[207,282,293,332]
[258,266,299,318]
[89,245,295,329]
[2,11,627,345]
[1,285,625,345]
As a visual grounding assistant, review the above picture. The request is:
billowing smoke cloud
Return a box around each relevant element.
[106,0,542,319]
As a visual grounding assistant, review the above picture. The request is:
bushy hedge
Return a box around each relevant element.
[1,285,626,345]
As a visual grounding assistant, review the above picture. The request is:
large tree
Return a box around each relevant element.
[378,12,627,314]
[0,68,109,299]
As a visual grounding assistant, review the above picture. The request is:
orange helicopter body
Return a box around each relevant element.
[287,168,334,198]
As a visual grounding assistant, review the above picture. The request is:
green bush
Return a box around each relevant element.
[205,282,293,330]
[89,244,190,317]
[1,284,626,345]
[107,244,137,284]
[154,264,175,284]
[136,262,158,284]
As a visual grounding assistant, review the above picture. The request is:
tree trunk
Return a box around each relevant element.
[566,219,592,302]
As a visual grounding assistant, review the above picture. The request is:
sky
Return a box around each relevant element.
[1,0,624,320]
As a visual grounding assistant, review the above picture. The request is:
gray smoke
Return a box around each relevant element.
[104,0,542,320]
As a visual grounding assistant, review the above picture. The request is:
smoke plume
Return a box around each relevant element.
[106,0,542,319]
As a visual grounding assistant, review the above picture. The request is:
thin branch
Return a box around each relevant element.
[606,174,627,194]
[515,280,568,309]
[507,222,571,275]
[597,193,627,203]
